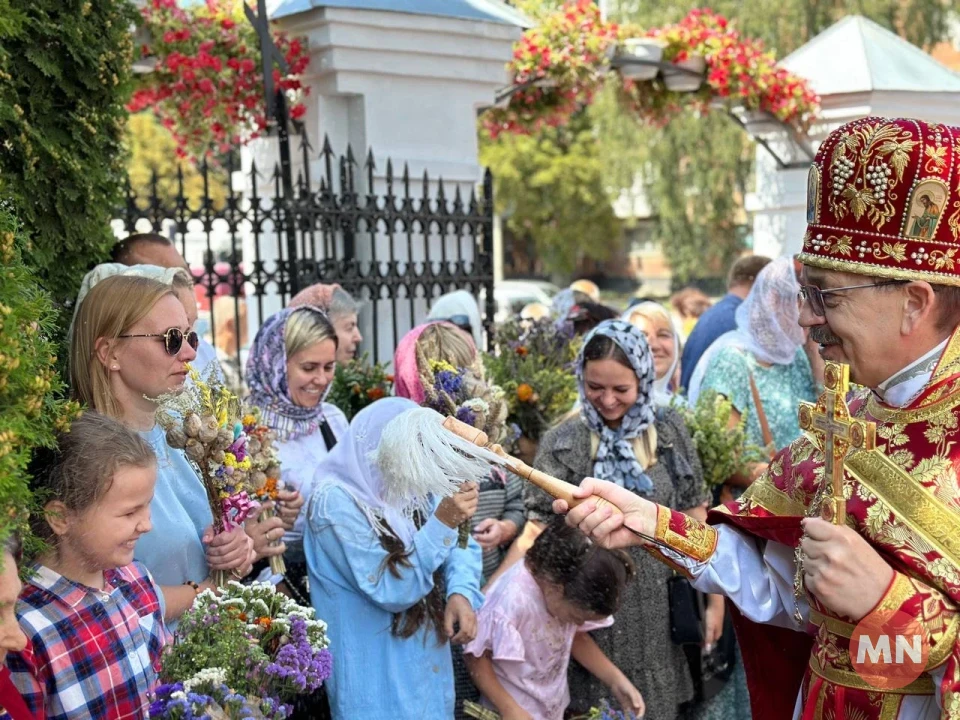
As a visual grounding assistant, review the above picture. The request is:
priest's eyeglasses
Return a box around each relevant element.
[798,280,906,317]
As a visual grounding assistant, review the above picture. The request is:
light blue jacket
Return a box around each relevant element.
[305,485,483,720]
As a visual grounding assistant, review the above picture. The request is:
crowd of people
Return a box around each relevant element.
[0,228,829,720]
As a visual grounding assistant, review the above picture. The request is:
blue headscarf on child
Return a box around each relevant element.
[576,319,657,495]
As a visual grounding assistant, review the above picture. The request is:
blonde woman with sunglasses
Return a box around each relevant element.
[70,273,255,627]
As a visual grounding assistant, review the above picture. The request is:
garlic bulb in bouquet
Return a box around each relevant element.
[184,412,202,439]
[198,415,220,444]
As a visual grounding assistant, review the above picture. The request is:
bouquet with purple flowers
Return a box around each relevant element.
[158,582,332,715]
[149,670,289,719]
[416,352,509,547]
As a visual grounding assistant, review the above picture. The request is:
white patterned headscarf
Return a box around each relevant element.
[687,257,805,402]
[577,319,657,496]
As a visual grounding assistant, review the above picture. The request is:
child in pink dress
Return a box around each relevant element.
[464,518,645,720]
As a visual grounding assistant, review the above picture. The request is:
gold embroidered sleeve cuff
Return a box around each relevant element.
[647,505,719,567]
[861,572,960,672]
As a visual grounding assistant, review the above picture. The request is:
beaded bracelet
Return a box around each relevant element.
[183,580,201,595]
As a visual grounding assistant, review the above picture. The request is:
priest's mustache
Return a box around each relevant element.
[809,326,841,345]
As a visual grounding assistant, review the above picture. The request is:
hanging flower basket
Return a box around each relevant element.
[663,53,706,93]
[616,38,664,80]
[482,4,818,139]
[129,0,310,163]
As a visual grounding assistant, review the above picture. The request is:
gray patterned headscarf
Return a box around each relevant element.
[577,319,657,495]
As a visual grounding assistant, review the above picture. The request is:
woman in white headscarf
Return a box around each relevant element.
[305,397,483,720]
[622,302,681,406]
[689,257,816,480]
[426,290,484,350]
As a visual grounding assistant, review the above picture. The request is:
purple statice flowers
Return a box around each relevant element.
[264,617,333,695]
[434,367,464,396]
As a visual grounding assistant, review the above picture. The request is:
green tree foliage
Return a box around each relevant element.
[0,208,81,554]
[0,0,137,323]
[479,115,622,277]
[126,113,228,212]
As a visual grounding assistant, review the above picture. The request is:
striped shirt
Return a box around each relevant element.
[7,562,167,720]
[473,469,526,583]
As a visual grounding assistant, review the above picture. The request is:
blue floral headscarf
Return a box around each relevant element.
[246,305,331,441]
[577,319,658,495]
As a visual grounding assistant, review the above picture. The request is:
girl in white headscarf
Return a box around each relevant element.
[305,398,484,720]
[622,302,682,407]
[689,257,816,478]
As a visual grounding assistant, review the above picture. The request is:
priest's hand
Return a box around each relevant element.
[801,517,895,621]
[552,478,658,550]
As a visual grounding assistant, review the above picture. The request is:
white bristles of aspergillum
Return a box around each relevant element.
[373,407,508,508]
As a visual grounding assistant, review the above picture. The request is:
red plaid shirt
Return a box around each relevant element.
[7,562,167,720]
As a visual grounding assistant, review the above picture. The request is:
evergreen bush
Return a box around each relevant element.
[0,207,81,553]
[0,0,137,329]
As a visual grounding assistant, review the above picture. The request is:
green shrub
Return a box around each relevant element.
[0,0,137,332]
[0,208,81,554]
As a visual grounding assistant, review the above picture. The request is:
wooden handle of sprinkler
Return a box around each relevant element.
[441,416,620,513]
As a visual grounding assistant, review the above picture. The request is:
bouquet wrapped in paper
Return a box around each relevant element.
[242,406,286,576]
[158,581,332,718]
[155,365,261,587]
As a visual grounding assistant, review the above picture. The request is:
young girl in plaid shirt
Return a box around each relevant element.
[8,413,167,720]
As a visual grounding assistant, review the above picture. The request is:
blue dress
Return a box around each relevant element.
[135,425,213,629]
[305,485,483,720]
[680,294,742,393]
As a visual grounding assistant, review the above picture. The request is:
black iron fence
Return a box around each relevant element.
[115,134,495,375]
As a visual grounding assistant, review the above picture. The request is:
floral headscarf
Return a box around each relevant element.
[577,319,658,495]
[246,306,331,441]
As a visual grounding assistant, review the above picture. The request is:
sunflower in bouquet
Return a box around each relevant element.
[155,365,262,586]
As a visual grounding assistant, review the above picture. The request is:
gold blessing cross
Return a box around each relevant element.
[797,362,876,525]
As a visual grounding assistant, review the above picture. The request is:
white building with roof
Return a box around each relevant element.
[748,15,960,259]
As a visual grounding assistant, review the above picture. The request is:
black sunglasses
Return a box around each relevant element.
[118,327,199,356]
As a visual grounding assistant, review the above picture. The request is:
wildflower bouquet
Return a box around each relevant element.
[155,365,262,586]
[674,389,765,488]
[417,353,508,547]
[242,406,286,576]
[160,581,332,713]
[325,352,393,421]
[149,670,288,719]
[483,317,580,446]
[573,700,640,719]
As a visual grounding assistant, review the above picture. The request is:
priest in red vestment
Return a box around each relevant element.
[557,117,960,719]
